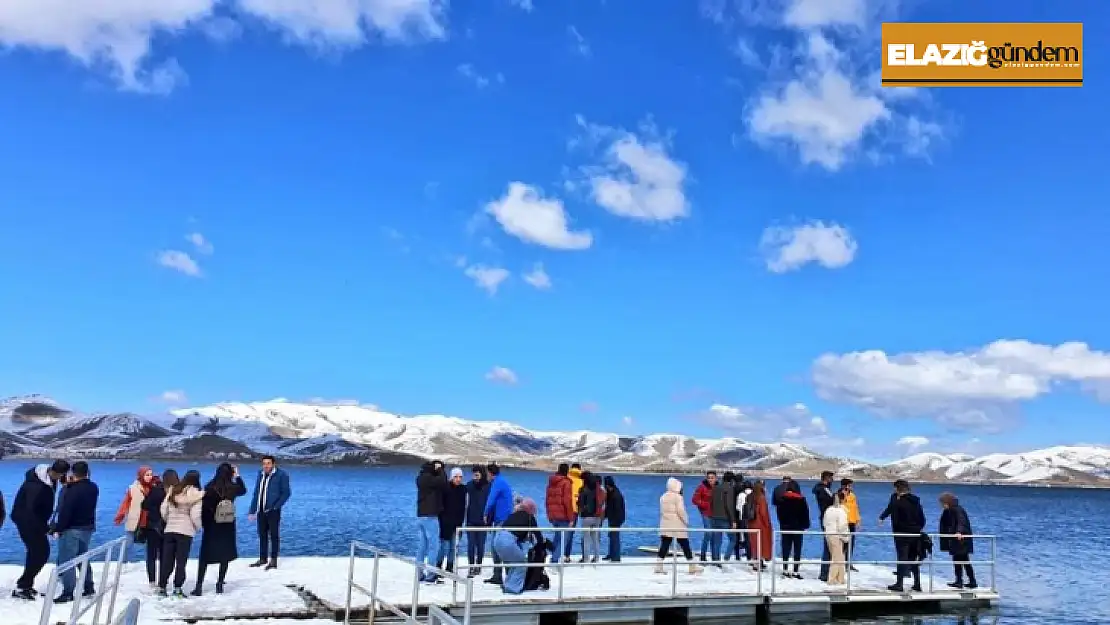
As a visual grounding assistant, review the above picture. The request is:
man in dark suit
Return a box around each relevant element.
[247,455,291,570]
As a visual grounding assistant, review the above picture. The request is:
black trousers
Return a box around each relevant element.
[847,523,857,561]
[159,533,193,590]
[258,509,282,561]
[894,536,921,585]
[658,536,694,560]
[16,526,50,591]
[952,554,977,584]
[818,523,831,580]
[780,533,803,572]
[144,532,164,584]
[196,561,229,588]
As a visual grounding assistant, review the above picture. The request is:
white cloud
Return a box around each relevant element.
[574,116,690,222]
[0,0,446,93]
[158,389,188,404]
[456,63,504,88]
[895,436,930,454]
[485,182,593,251]
[508,0,533,11]
[186,232,214,255]
[485,366,518,385]
[567,25,589,56]
[463,264,510,295]
[157,250,202,277]
[760,220,857,273]
[782,0,867,29]
[521,263,552,290]
[622,415,634,426]
[699,402,863,454]
[812,340,1110,432]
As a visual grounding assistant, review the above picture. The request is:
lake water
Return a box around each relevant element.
[0,460,1102,624]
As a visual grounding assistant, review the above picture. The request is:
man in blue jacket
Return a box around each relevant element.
[481,463,513,585]
[248,455,291,570]
[53,461,99,603]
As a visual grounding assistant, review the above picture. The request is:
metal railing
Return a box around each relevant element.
[111,599,140,625]
[453,525,760,601]
[39,535,130,625]
[768,530,997,597]
[344,540,474,625]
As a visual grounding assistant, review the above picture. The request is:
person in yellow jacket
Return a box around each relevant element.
[840,478,861,571]
[562,464,584,563]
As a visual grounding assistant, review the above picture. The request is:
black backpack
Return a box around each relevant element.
[741,494,756,522]
[579,487,597,517]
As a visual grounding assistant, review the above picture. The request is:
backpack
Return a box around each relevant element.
[214,499,236,524]
[741,494,756,522]
[579,488,598,517]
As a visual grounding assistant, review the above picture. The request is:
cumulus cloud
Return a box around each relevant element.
[456,63,504,88]
[760,220,857,272]
[812,340,1110,433]
[485,366,519,385]
[622,415,635,426]
[158,389,188,404]
[463,264,510,295]
[572,116,690,222]
[157,250,202,277]
[485,182,593,251]
[0,0,446,93]
[521,263,552,290]
[186,232,214,255]
[895,435,930,454]
[697,401,864,454]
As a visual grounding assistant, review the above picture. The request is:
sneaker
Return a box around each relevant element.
[792,573,803,580]
[55,594,75,604]
[966,582,979,589]
[947,581,964,589]
[155,588,168,598]
[82,589,96,598]
[887,584,904,592]
[171,588,187,599]
[249,560,268,568]
[191,587,203,597]
[11,589,35,601]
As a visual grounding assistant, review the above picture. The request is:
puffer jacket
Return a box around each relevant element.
[545,474,574,522]
[159,486,204,537]
[567,468,584,514]
[659,478,689,539]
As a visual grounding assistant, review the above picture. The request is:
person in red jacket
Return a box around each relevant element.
[691,471,717,561]
[544,464,575,563]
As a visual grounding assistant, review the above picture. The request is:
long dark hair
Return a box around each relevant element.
[170,470,202,506]
[161,469,180,491]
[206,463,238,500]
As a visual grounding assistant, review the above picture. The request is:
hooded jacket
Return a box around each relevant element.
[659,478,689,539]
[11,465,56,533]
[691,480,713,517]
[710,480,737,522]
[567,467,584,514]
[576,473,604,519]
[812,482,835,525]
[890,492,926,535]
[465,477,490,526]
[544,474,574,522]
[603,476,626,526]
[114,466,153,532]
[439,481,468,540]
[160,486,204,537]
[775,488,811,532]
[416,463,446,518]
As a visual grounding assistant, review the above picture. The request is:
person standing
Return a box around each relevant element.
[483,463,514,585]
[140,471,169,588]
[544,464,574,565]
[771,475,791,508]
[158,470,204,598]
[602,476,625,562]
[436,468,468,576]
[747,481,773,571]
[415,461,446,583]
[53,461,99,603]
[887,480,926,592]
[247,455,291,571]
[654,478,702,575]
[822,490,851,586]
[577,472,605,564]
[464,466,490,578]
[10,460,69,600]
[775,480,810,579]
[812,471,836,582]
[938,493,977,589]
[113,466,155,560]
[840,478,861,571]
[690,472,715,561]
[564,464,584,563]
[707,471,736,567]
[734,480,754,561]
[194,463,248,595]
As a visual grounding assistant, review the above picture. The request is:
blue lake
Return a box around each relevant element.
[0,460,1103,624]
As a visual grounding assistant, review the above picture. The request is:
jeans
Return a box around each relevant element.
[724,529,739,560]
[16,525,50,591]
[436,537,457,570]
[258,509,282,562]
[698,514,711,558]
[580,517,603,561]
[563,516,577,559]
[57,528,96,597]
[607,525,622,561]
[549,520,570,560]
[492,531,528,595]
[466,530,486,567]
[709,518,730,561]
[415,517,439,580]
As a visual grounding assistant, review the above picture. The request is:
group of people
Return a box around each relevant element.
[413,462,979,595]
[0,455,291,603]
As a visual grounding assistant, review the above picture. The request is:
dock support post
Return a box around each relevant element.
[344,542,355,625]
[928,533,935,593]
[557,556,565,602]
[769,530,776,597]
[845,535,852,597]
[368,551,381,625]
[670,551,678,598]
[411,563,422,620]
[990,537,997,592]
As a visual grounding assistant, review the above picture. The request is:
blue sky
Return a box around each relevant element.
[0,0,1107,462]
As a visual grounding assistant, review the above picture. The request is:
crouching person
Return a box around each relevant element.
[491,498,542,595]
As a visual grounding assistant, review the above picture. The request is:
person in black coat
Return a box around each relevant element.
[436,468,468,574]
[775,480,811,578]
[888,480,926,592]
[938,492,977,589]
[602,476,625,562]
[464,465,490,577]
[141,473,170,586]
[194,463,248,596]
[811,471,835,581]
[10,460,69,600]
[415,462,446,582]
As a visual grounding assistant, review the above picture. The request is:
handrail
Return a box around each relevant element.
[111,599,140,625]
[39,535,130,625]
[345,540,473,625]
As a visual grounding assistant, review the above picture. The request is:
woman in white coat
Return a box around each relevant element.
[822,490,851,585]
[655,478,702,575]
[158,470,204,597]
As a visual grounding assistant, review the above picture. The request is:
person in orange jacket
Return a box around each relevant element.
[840,478,862,571]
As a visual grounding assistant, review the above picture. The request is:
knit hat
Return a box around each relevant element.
[450,467,464,480]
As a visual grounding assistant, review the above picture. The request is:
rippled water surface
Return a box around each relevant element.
[0,461,1103,624]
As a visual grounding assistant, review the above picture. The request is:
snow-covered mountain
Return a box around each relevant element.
[885,447,1110,484]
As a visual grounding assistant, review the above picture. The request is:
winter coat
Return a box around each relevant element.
[603,479,626,527]
[879,492,897,521]
[11,465,56,534]
[735,488,753,522]
[577,477,604,519]
[465,479,490,526]
[890,493,926,535]
[160,487,204,537]
[416,464,446,518]
[544,474,574,523]
[691,481,712,517]
[710,482,737,523]
[659,478,689,539]
[775,490,811,532]
[842,491,861,525]
[55,479,99,533]
[484,475,514,525]
[115,479,151,532]
[439,483,467,540]
[939,504,974,555]
[812,482,835,525]
[199,477,248,564]
[823,504,850,544]
[567,468,584,514]
[504,509,543,544]
[747,491,774,561]
[142,484,167,535]
[0,491,5,528]
[771,482,788,508]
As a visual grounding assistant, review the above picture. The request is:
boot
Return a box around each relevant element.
[687,563,703,575]
[654,559,666,575]
[910,566,922,592]
[966,566,978,589]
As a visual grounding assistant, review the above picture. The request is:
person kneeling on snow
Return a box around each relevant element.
[491,498,544,594]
